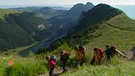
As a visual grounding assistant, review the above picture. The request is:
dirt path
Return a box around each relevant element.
[38,67,75,76]
[122,50,134,59]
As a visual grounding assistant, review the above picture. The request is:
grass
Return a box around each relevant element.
[0,9,19,19]
[60,13,135,76]
[85,13,135,52]
[0,42,37,56]
[107,13,135,31]
[61,57,135,76]
[0,54,48,76]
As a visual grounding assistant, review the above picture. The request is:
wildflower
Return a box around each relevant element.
[7,60,14,67]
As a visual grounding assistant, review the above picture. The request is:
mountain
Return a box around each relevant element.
[0,9,54,51]
[34,7,68,19]
[6,12,55,41]
[37,4,135,54]
[0,9,18,19]
[10,7,68,19]
[9,7,43,12]
[48,2,94,35]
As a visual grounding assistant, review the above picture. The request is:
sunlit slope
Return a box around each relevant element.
[85,13,135,51]
[0,9,18,19]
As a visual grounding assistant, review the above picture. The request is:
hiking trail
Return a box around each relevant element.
[37,67,75,76]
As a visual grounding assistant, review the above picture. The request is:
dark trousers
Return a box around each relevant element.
[49,68,54,76]
[62,61,67,71]
[90,57,101,65]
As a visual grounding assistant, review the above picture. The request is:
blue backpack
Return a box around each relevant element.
[51,55,57,63]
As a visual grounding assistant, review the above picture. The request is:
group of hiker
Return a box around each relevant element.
[46,45,117,76]
[90,45,116,65]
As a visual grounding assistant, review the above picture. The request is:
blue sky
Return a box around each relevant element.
[0,0,135,6]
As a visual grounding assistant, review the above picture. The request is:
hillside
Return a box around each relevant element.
[61,57,135,76]
[0,9,18,19]
[37,4,135,54]
[0,9,55,51]
[6,12,55,41]
[86,12,135,51]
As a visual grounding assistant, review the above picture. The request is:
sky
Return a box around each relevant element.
[0,0,135,6]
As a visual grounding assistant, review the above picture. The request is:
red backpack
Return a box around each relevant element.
[111,46,116,51]
[98,48,104,58]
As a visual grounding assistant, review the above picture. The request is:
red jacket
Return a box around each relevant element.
[48,59,56,68]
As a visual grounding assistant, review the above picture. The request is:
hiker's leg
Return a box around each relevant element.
[76,59,80,67]
[49,68,54,76]
[76,59,78,67]
[80,58,84,66]
[62,61,66,71]
[98,59,101,65]
[90,57,96,65]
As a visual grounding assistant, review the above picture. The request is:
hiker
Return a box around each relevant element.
[5,60,14,76]
[90,48,104,65]
[60,50,70,72]
[104,45,112,62]
[46,55,57,76]
[74,45,85,67]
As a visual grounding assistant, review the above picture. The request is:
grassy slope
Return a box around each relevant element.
[85,13,135,51]
[0,55,48,76]
[62,57,135,76]
[0,9,18,19]
[61,13,135,76]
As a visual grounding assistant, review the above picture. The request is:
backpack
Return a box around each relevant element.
[79,45,86,51]
[82,46,86,51]
[111,46,116,51]
[98,48,104,58]
[61,51,70,61]
[79,45,86,56]
[110,46,116,56]
[51,55,57,63]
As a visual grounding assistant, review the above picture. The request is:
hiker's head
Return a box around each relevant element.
[74,45,79,51]
[94,48,98,51]
[106,45,110,49]
[79,45,83,50]
[60,50,64,55]
[46,55,50,61]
